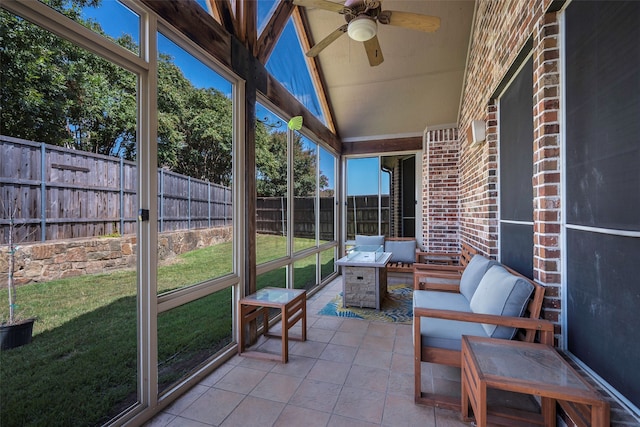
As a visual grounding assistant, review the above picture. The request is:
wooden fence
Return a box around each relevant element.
[1,136,386,245]
[0,136,231,244]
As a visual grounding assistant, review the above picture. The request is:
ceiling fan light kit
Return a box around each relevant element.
[294,0,441,66]
[348,16,377,41]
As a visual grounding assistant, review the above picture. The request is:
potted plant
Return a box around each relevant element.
[1,199,35,350]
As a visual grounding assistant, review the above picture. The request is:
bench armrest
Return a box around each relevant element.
[413,307,555,345]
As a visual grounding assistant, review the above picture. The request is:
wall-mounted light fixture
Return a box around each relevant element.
[467,120,486,147]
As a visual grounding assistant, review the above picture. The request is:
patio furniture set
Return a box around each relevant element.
[238,237,610,426]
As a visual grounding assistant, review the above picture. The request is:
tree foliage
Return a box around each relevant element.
[0,1,328,192]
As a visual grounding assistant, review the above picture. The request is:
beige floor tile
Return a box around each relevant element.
[214,366,267,394]
[319,343,358,363]
[307,359,351,385]
[329,330,365,347]
[288,378,342,412]
[147,277,501,427]
[250,372,304,403]
[273,405,331,427]
[270,354,317,377]
[344,364,389,393]
[333,386,386,424]
[219,395,285,427]
[360,333,395,352]
[353,347,393,370]
[290,339,327,358]
[163,384,210,416]
[180,388,244,425]
[327,414,380,427]
[382,393,437,427]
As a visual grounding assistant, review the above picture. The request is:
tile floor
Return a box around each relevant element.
[146,277,470,427]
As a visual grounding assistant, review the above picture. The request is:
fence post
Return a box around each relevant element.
[40,142,46,242]
[159,168,164,232]
[352,195,357,237]
[281,196,285,236]
[119,154,124,235]
[208,181,211,228]
[188,176,191,229]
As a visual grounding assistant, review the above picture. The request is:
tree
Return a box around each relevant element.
[255,128,329,197]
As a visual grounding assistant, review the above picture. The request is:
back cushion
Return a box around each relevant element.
[459,255,498,301]
[469,265,534,339]
[385,240,416,263]
[355,235,385,247]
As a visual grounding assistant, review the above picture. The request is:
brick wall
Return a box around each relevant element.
[456,0,560,332]
[422,127,459,252]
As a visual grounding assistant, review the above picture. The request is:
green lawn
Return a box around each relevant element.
[0,234,335,426]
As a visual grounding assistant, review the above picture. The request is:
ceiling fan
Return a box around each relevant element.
[292,0,440,66]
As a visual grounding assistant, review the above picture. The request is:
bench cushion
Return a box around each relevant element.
[419,318,488,351]
[385,240,416,263]
[355,235,384,247]
[469,265,534,339]
[413,289,472,313]
[459,255,498,301]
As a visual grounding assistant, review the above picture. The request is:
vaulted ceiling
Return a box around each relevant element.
[296,0,475,143]
[145,0,475,152]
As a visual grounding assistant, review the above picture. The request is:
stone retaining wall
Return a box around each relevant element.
[0,226,232,286]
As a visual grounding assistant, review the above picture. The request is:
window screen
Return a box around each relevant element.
[565,0,640,409]
[499,56,534,278]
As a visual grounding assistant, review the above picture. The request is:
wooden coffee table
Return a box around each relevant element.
[238,287,306,363]
[461,335,609,427]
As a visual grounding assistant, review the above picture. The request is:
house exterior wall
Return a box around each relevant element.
[456,0,561,331]
[422,128,459,253]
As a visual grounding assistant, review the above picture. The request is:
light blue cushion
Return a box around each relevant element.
[469,265,534,339]
[419,318,488,351]
[385,240,416,263]
[355,235,384,247]
[459,255,498,301]
[413,289,472,313]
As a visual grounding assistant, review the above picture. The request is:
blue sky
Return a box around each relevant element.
[82,0,381,195]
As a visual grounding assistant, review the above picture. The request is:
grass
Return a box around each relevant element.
[0,234,335,426]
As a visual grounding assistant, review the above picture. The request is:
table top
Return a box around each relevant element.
[463,336,592,392]
[240,287,305,306]
[335,251,392,267]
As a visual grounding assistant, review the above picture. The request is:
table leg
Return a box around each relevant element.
[281,307,288,363]
[461,370,470,420]
[476,383,487,427]
[238,302,245,355]
[301,297,307,341]
[541,397,556,426]
[592,402,610,427]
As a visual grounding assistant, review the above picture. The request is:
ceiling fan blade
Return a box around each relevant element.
[363,35,384,66]
[306,24,348,57]
[379,10,441,32]
[293,0,350,14]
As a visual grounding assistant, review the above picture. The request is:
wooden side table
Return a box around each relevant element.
[238,287,306,363]
[461,335,609,427]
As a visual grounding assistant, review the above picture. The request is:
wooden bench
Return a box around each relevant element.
[413,242,479,290]
[384,237,424,274]
[413,258,554,410]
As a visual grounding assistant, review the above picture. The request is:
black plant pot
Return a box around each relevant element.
[0,318,35,350]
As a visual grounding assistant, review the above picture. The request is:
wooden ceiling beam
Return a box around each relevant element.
[236,0,257,51]
[342,136,423,155]
[291,6,338,136]
[265,74,342,154]
[209,0,238,38]
[255,0,294,63]
[140,0,232,69]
